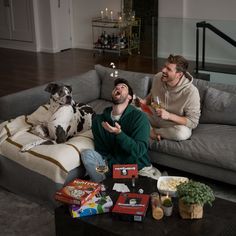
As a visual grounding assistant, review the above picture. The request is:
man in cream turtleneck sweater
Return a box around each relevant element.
[137,54,201,141]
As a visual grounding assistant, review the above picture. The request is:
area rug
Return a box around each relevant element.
[0,187,55,236]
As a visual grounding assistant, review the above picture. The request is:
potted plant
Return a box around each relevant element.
[161,197,173,216]
[176,180,215,219]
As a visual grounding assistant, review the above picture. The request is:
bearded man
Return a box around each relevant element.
[136,54,201,141]
[81,78,151,182]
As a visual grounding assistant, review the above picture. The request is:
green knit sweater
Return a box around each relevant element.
[92,105,151,170]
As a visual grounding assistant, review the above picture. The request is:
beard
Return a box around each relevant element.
[112,94,128,105]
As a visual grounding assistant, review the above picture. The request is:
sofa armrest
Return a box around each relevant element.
[0,85,49,121]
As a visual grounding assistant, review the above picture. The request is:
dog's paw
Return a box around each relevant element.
[32,125,48,137]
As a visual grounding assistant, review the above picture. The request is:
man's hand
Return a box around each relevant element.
[155,108,187,125]
[102,121,121,135]
[156,108,170,120]
[134,96,148,107]
[150,128,161,141]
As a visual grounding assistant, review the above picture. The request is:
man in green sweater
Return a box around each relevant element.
[81,78,151,182]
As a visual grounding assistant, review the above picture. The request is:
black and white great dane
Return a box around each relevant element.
[21,82,95,151]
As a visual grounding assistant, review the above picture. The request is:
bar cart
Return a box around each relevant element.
[92,17,141,56]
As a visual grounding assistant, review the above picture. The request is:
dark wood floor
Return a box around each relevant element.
[0,48,197,97]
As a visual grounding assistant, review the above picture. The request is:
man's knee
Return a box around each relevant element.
[81,149,96,164]
[173,126,191,141]
[157,126,191,141]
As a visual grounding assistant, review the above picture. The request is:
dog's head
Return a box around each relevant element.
[45,83,75,106]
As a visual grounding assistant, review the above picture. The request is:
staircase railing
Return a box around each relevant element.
[195,21,236,74]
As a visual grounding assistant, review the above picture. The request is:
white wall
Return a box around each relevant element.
[159,0,236,20]
[37,0,73,53]
[159,0,184,18]
[36,0,53,52]
[158,0,236,65]
[183,0,236,20]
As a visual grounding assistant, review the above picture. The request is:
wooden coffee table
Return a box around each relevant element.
[55,177,236,236]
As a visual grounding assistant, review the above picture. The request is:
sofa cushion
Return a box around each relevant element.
[89,99,112,114]
[200,87,236,125]
[63,70,100,103]
[150,124,236,172]
[95,64,152,100]
[192,78,209,106]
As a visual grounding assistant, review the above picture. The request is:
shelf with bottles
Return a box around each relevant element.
[92,17,141,56]
[94,31,139,51]
[92,17,140,29]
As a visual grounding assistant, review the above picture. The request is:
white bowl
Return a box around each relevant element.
[157,176,189,197]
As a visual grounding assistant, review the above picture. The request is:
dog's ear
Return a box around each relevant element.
[45,83,59,94]
[65,85,72,93]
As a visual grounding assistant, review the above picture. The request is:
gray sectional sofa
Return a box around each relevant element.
[0,64,235,207]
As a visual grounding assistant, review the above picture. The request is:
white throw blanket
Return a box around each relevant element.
[0,105,94,184]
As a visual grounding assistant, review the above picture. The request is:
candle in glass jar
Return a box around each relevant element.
[105,8,108,18]
[131,11,135,21]
[110,10,113,20]
[161,192,171,203]
[100,10,104,19]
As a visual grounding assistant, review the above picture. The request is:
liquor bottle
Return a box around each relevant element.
[100,31,105,48]
[111,33,115,49]
[104,32,108,48]
[119,32,125,49]
[107,34,111,49]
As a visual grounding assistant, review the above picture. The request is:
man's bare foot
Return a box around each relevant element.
[156,134,161,141]
[150,129,156,139]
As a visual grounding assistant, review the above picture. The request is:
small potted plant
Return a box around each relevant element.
[161,197,173,216]
[176,180,215,219]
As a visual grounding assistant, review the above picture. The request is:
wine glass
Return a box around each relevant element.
[95,159,109,174]
[151,96,165,109]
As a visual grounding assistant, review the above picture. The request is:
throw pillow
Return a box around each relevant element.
[101,71,150,101]
[63,70,100,103]
[95,64,152,101]
[200,87,236,125]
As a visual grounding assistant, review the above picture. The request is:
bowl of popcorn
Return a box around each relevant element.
[157,176,189,197]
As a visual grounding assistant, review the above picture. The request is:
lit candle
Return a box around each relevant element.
[105,8,108,18]
[100,10,104,19]
[161,192,171,203]
[118,16,122,22]
[131,11,135,21]
[166,192,171,200]
[110,10,113,21]
[166,193,171,202]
